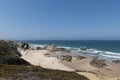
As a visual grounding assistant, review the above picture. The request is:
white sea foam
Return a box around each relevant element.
[100,54,120,59]
[77,49,120,59]
[30,44,44,49]
[57,46,71,50]
[72,47,120,59]
[30,44,120,59]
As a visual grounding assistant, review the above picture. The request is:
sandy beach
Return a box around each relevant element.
[18,48,120,80]
[1,0,120,79]
[19,49,74,71]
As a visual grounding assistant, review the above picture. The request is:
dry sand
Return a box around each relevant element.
[19,49,74,71]
[18,48,120,80]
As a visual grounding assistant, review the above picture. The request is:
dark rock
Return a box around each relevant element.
[60,55,72,62]
[112,60,120,63]
[90,58,107,68]
[19,42,29,50]
[80,47,89,51]
[36,47,42,50]
[14,49,21,57]
[55,48,70,52]
[76,55,86,60]
[44,53,51,57]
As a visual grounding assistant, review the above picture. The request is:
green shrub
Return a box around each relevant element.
[0,64,89,80]
[0,40,30,65]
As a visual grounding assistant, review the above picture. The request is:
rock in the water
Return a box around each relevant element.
[46,44,56,51]
[43,44,70,52]
[43,44,48,49]
[80,47,89,51]
[55,48,70,52]
[36,47,42,50]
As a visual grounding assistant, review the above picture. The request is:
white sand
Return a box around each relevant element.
[78,72,100,80]
[18,49,74,71]
[18,49,120,80]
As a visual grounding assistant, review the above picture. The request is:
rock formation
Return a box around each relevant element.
[90,57,107,68]
[18,42,29,50]
[60,55,72,62]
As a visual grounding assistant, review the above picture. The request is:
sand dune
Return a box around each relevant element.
[19,49,74,71]
[18,48,120,80]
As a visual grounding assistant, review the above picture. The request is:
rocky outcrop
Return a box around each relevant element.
[76,55,86,60]
[42,44,70,52]
[90,58,107,68]
[46,44,56,51]
[43,44,48,49]
[18,42,29,50]
[36,47,42,50]
[80,47,90,51]
[60,55,72,62]
[112,60,120,63]
[43,44,56,51]
[55,48,70,52]
[0,40,30,65]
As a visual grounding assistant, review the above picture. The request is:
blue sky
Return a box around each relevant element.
[0,0,120,40]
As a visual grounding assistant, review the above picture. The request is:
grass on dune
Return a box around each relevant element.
[0,64,89,80]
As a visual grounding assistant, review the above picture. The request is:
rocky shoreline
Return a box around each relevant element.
[17,41,120,80]
[0,40,120,80]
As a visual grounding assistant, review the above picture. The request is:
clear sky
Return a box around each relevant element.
[0,0,120,40]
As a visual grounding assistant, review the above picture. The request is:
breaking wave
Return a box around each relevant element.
[30,44,120,59]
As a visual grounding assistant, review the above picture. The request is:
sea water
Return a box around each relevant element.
[23,40,120,59]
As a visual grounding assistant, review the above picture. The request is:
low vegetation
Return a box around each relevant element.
[0,40,30,65]
[0,40,89,80]
[0,64,89,80]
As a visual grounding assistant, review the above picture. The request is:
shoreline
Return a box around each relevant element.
[29,43,120,59]
[18,43,120,80]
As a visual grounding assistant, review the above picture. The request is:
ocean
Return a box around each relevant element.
[23,40,120,59]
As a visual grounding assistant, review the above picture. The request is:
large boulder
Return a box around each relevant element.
[43,44,48,49]
[43,44,56,51]
[36,47,42,50]
[55,48,70,52]
[18,42,29,50]
[43,44,70,52]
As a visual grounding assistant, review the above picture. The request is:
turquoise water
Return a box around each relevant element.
[23,40,120,59]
